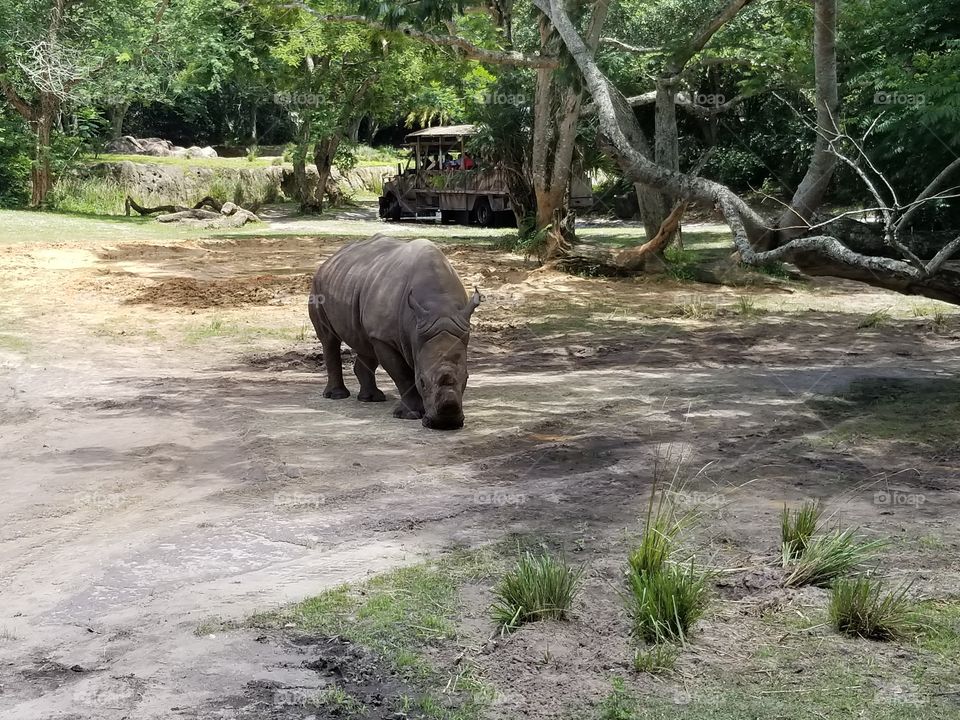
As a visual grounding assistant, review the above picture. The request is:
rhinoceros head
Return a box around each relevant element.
[409,288,482,430]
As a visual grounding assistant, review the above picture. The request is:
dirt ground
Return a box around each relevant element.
[0,206,959,719]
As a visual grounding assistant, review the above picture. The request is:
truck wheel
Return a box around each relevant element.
[384,195,402,221]
[472,198,493,227]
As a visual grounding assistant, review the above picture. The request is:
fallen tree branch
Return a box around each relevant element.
[125,195,222,216]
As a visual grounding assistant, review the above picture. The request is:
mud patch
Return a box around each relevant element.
[125,273,311,308]
[245,350,329,372]
[201,635,438,720]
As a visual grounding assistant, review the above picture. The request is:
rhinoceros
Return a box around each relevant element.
[308,235,481,430]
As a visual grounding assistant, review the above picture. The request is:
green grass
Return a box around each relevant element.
[734,294,766,316]
[183,318,305,344]
[810,377,960,448]
[783,528,885,587]
[857,308,891,329]
[88,152,277,169]
[829,576,919,640]
[312,686,366,715]
[663,245,698,281]
[632,643,679,673]
[0,332,28,352]
[491,550,583,631]
[48,176,128,215]
[780,500,822,562]
[248,551,500,720]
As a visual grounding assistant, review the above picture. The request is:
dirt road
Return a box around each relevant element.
[1,209,958,718]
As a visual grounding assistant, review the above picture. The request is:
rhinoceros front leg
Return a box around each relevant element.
[354,354,386,403]
[372,340,423,420]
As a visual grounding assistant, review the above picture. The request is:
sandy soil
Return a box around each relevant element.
[0,209,958,719]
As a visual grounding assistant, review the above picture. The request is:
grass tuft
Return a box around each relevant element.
[857,308,891,329]
[780,500,822,562]
[632,643,679,673]
[491,550,583,632]
[783,528,885,587]
[626,560,710,643]
[829,576,918,640]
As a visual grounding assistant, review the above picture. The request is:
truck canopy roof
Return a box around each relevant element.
[404,124,478,145]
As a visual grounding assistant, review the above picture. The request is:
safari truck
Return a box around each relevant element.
[378,124,593,227]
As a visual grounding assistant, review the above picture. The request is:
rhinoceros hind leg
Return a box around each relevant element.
[355,355,386,402]
[320,338,350,399]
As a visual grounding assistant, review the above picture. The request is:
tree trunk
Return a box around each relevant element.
[292,117,321,214]
[314,135,341,212]
[249,103,258,145]
[30,94,59,207]
[108,102,129,140]
[531,0,608,261]
[773,0,839,242]
[651,76,680,241]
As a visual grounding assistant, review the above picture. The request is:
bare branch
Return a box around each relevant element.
[924,236,960,276]
[897,156,960,232]
[600,37,662,54]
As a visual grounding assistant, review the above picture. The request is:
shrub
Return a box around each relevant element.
[829,576,918,640]
[491,550,582,632]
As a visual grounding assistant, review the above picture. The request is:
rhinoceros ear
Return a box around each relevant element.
[408,290,429,322]
[464,286,482,319]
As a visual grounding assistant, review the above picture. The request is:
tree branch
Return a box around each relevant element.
[288,5,559,68]
[0,71,36,120]
[599,37,661,54]
[668,0,755,73]
[896,156,960,232]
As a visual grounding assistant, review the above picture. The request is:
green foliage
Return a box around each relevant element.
[780,500,822,561]
[0,113,31,208]
[491,551,583,632]
[829,576,919,640]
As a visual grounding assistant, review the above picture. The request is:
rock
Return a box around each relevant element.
[104,136,218,158]
[220,201,238,216]
[156,209,222,223]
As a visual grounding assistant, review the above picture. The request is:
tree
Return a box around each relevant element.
[535,0,960,304]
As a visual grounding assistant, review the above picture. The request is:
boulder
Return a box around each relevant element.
[105,136,218,158]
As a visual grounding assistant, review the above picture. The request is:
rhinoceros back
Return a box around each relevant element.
[314,235,466,361]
